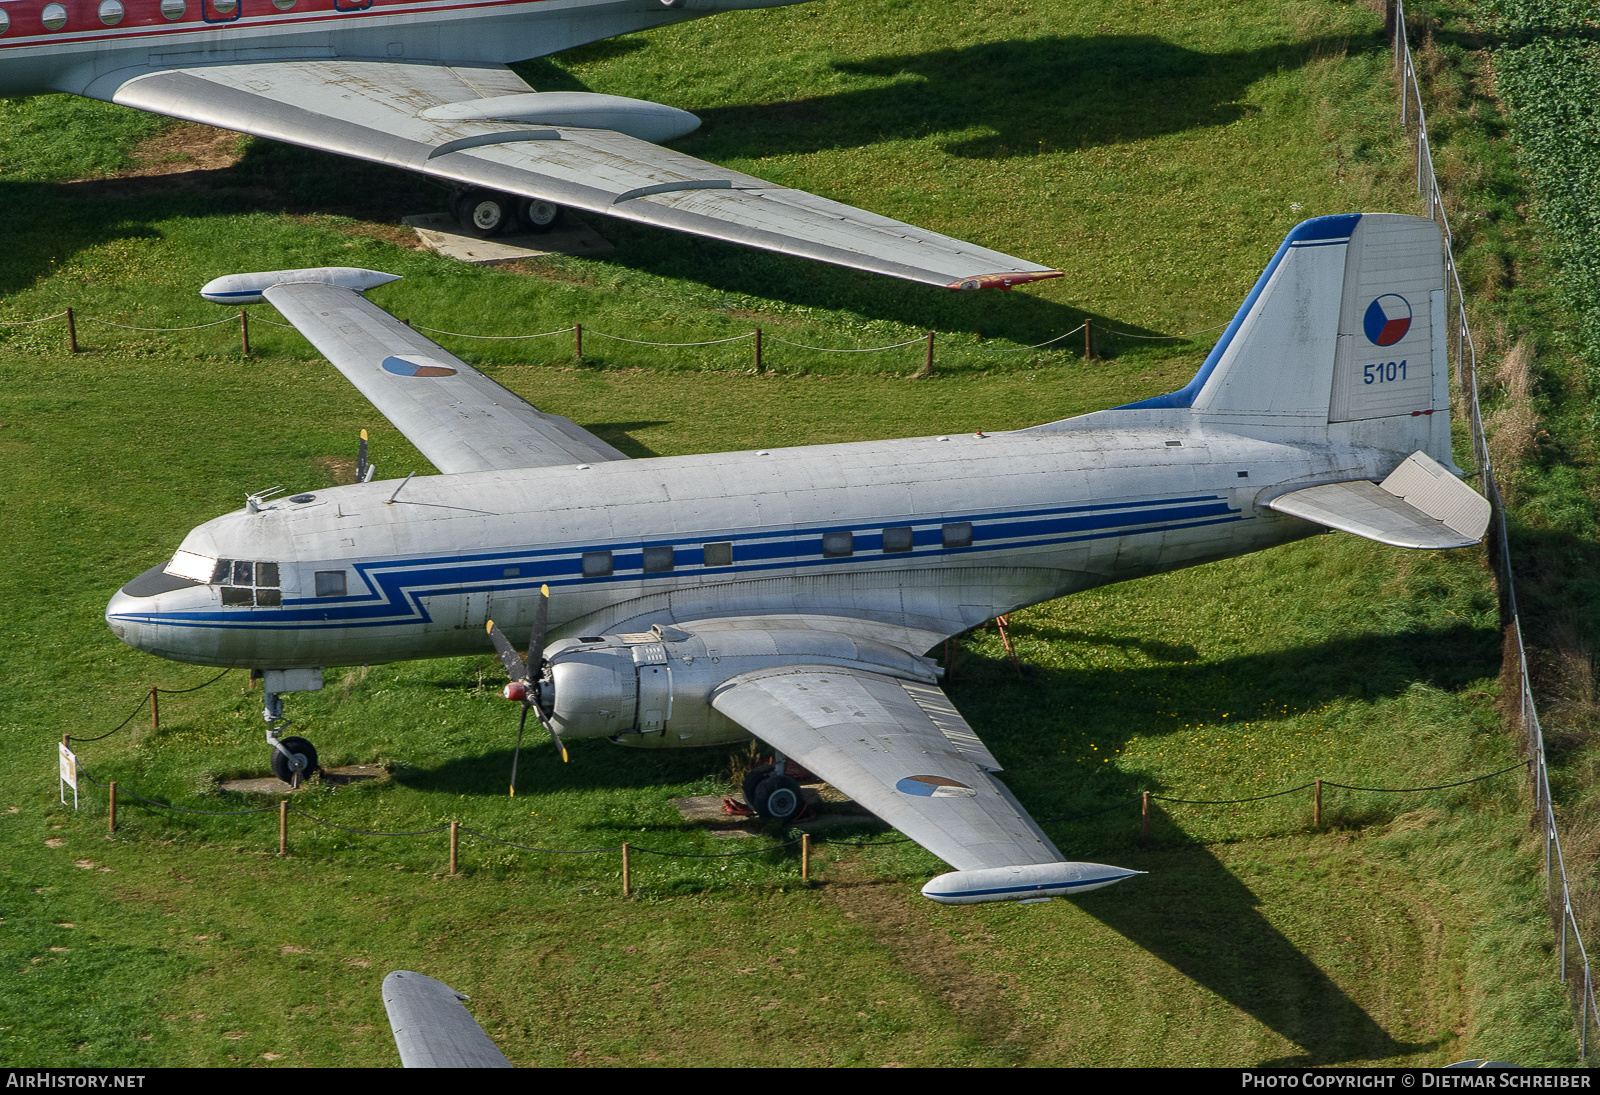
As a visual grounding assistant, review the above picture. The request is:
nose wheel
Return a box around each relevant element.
[269,735,319,787]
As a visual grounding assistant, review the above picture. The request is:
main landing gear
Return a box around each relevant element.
[742,759,806,823]
[450,189,563,238]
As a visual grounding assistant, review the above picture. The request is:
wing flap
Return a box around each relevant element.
[262,280,627,473]
[711,666,1062,872]
[1266,450,1489,549]
[106,61,1060,289]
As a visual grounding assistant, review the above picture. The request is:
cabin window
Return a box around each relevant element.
[702,541,732,568]
[40,3,67,30]
[942,522,973,549]
[315,570,347,598]
[160,0,186,17]
[97,0,124,24]
[503,566,520,579]
[882,526,914,553]
[822,530,854,558]
[0,8,10,33]
[643,546,674,573]
[582,551,613,578]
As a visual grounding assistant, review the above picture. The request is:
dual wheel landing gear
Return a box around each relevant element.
[449,188,562,238]
[742,761,805,823]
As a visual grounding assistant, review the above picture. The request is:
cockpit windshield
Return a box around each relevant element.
[164,551,282,605]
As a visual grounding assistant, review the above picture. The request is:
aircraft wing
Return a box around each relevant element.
[711,666,1063,871]
[711,665,1140,902]
[100,60,1060,290]
[262,280,628,474]
[382,970,512,1068]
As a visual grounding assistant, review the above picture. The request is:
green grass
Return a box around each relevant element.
[0,0,1580,1068]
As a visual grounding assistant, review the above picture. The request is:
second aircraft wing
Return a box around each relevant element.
[101,60,1061,290]
[262,279,628,474]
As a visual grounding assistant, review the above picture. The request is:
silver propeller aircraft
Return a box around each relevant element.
[106,213,1490,904]
[0,0,1060,289]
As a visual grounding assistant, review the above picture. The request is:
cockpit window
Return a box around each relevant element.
[165,549,219,583]
[214,558,283,606]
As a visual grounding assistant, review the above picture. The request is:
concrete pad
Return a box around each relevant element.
[402,213,614,265]
[670,786,882,838]
[219,764,388,795]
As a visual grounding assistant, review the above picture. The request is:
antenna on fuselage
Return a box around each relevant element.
[245,486,285,514]
[387,470,415,505]
[357,429,376,484]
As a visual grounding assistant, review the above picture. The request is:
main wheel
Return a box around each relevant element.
[750,773,803,821]
[452,189,517,238]
[742,763,774,811]
[270,736,319,786]
[519,198,561,234]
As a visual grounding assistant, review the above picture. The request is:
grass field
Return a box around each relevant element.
[0,0,1581,1067]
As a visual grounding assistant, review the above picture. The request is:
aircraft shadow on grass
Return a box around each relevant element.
[681,32,1384,162]
[0,163,1136,351]
[1073,844,1443,1065]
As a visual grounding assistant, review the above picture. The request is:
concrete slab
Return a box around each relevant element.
[670,786,882,838]
[402,213,614,265]
[219,764,388,795]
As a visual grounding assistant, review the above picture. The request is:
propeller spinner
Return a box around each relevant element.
[486,584,565,797]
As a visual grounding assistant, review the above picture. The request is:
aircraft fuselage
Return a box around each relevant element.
[105,419,1366,683]
[0,0,794,99]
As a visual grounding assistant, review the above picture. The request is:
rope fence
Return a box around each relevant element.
[61,663,1530,893]
[0,299,1221,372]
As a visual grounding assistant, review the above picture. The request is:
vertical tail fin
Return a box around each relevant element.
[1124,213,1451,463]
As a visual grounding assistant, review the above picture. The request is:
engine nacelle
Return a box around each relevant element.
[541,621,940,749]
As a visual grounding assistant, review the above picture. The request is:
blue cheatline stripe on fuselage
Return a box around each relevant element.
[110,495,1244,631]
[1117,213,1362,412]
[923,872,1133,899]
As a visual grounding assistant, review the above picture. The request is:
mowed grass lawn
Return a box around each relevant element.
[0,0,1579,1068]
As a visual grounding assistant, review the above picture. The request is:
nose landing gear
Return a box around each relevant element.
[263,689,320,788]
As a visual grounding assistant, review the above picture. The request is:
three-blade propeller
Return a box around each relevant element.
[485,584,566,797]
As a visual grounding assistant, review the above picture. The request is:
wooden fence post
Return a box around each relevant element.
[279,799,288,855]
[66,308,77,354]
[754,327,763,374]
[449,820,459,874]
[801,832,810,882]
[239,310,250,356]
[1084,321,1094,360]
[150,686,159,734]
[622,841,631,897]
[574,323,583,363]
[918,331,935,377]
[1314,778,1323,830]
[1141,791,1150,843]
[109,782,117,834]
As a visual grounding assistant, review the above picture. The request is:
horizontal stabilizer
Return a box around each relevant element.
[382,970,512,1068]
[200,267,401,304]
[1267,450,1490,549]
[922,862,1144,905]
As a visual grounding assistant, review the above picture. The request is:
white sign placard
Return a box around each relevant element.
[59,742,77,809]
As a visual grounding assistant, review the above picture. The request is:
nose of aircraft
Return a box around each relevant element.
[105,563,205,652]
